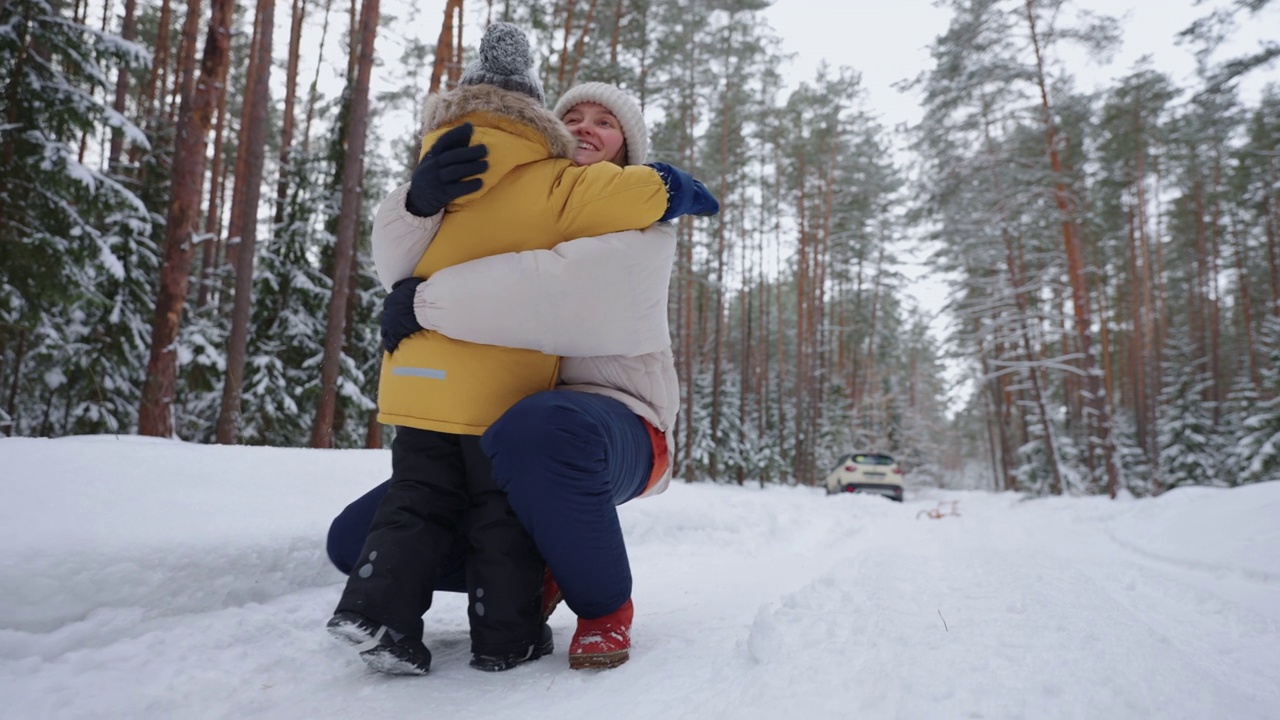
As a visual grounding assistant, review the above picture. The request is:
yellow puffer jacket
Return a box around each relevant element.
[377,84,669,434]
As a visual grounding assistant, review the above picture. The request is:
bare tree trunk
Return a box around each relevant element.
[1267,158,1280,316]
[1230,211,1259,388]
[301,0,335,157]
[1127,203,1148,455]
[146,0,173,117]
[366,409,382,448]
[564,0,600,88]
[556,0,576,93]
[310,0,379,448]
[794,157,808,484]
[708,41,732,482]
[167,11,191,124]
[138,0,235,437]
[3,330,27,436]
[197,58,231,309]
[273,0,308,229]
[1026,0,1115,493]
[1135,127,1157,463]
[216,0,276,444]
[106,0,138,170]
[1208,155,1224,415]
[607,0,623,83]
[429,0,464,94]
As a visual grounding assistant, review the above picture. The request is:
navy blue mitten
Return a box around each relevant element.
[646,162,720,222]
[405,123,489,217]
[382,277,426,354]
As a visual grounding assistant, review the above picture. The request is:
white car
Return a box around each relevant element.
[824,453,904,501]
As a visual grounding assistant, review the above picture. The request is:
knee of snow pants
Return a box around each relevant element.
[326,477,468,593]
[481,390,652,619]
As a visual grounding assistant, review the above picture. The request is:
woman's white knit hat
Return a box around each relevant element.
[553,82,649,165]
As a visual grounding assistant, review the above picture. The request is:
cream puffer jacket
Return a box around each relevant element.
[371,182,679,497]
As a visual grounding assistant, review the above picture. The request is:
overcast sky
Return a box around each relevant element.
[761,0,1278,131]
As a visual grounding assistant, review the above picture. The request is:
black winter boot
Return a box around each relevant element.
[327,611,432,675]
[469,622,554,672]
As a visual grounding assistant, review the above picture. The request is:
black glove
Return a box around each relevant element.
[405,123,489,217]
[647,162,720,222]
[381,277,426,354]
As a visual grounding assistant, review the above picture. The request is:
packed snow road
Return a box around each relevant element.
[2,437,1277,719]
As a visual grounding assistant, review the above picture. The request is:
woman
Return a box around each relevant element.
[330,21,714,678]
[330,80,693,671]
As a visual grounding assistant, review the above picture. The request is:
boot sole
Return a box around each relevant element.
[471,630,555,672]
[327,618,430,676]
[569,649,629,670]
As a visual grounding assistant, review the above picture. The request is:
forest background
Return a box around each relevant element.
[1,0,1278,496]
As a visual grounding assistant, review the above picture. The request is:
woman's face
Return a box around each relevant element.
[562,102,627,167]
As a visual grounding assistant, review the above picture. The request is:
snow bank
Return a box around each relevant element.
[1105,484,1280,582]
[2,437,1278,720]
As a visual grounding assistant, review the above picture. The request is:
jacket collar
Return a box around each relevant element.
[421,84,576,160]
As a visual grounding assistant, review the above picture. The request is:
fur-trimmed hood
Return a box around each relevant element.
[421,84,576,160]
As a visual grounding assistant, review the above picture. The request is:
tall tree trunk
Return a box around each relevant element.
[216,0,276,444]
[310,0,379,448]
[1230,211,1259,388]
[3,330,27,436]
[301,0,336,157]
[556,0,576,93]
[564,0,600,88]
[708,40,732,482]
[1025,0,1115,493]
[106,0,138,170]
[138,0,235,437]
[607,0,623,83]
[144,0,173,119]
[197,59,231,309]
[429,0,464,94]
[1267,158,1280,316]
[273,0,308,229]
[1127,203,1148,456]
[1135,125,1157,464]
[794,157,808,484]
[1208,154,1224,416]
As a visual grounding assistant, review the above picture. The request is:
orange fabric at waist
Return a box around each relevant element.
[642,419,669,494]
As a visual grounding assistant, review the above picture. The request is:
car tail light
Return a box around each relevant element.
[892,467,903,474]
[845,465,855,471]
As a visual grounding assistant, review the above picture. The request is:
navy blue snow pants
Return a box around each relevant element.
[482,390,653,620]
[327,389,653,621]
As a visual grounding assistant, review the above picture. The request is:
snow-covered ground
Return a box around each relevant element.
[2,436,1278,720]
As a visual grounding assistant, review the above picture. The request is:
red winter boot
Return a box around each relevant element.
[541,568,563,622]
[569,598,633,670]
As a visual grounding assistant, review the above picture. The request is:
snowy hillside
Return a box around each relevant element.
[2,436,1278,720]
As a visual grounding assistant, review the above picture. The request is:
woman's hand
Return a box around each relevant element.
[381,278,426,353]
[645,162,720,221]
[405,123,489,217]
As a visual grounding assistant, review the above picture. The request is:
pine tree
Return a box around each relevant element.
[0,0,153,435]
[1230,316,1280,484]
[1156,331,1221,488]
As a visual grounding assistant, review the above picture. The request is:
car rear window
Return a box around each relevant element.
[852,454,895,465]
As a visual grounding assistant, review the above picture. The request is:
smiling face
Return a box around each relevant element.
[562,102,628,167]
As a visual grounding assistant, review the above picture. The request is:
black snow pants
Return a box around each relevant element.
[334,426,544,657]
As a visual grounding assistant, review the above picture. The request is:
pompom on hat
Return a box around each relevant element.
[553,82,649,165]
[458,22,545,104]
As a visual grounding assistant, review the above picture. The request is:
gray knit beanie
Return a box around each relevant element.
[458,22,545,104]
[553,82,649,165]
